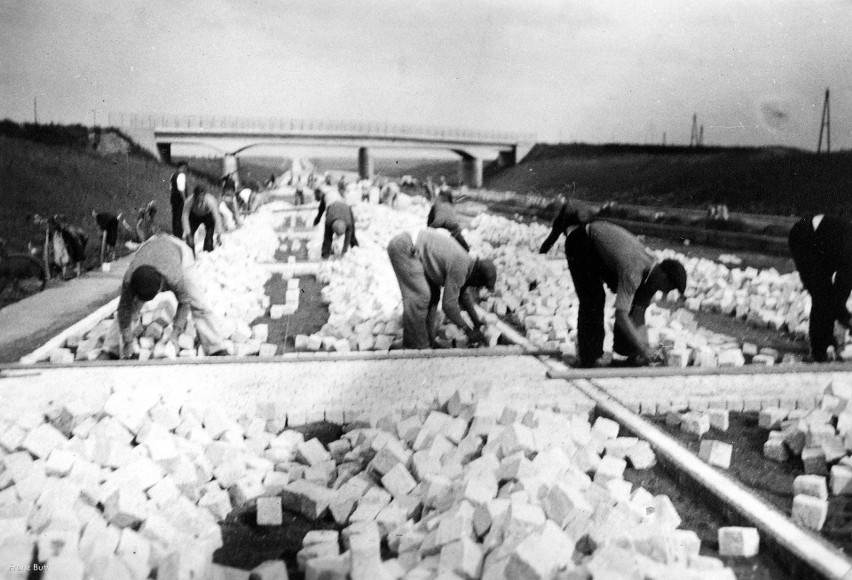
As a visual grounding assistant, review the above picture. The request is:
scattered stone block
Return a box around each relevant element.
[793,475,828,500]
[792,494,828,531]
[699,440,732,469]
[718,527,760,557]
[257,496,283,526]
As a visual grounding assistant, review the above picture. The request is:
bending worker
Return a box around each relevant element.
[182,186,223,254]
[106,234,228,359]
[388,228,497,349]
[542,212,687,368]
[788,214,852,362]
[321,198,359,259]
[427,193,469,251]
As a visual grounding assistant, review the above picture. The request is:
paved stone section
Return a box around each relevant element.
[593,372,835,415]
[0,255,132,363]
[0,355,593,424]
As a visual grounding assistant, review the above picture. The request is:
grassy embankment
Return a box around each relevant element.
[486,143,852,217]
[0,120,224,261]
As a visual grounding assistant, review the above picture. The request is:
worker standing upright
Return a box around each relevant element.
[789,214,852,362]
[170,162,189,238]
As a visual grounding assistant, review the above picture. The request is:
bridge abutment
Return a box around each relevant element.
[459,157,483,189]
[156,143,172,165]
[358,147,374,181]
[223,154,240,189]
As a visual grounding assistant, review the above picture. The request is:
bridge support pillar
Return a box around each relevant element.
[358,147,373,181]
[459,157,483,189]
[223,154,240,189]
[156,143,172,165]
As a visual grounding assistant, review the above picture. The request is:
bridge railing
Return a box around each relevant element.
[108,112,536,143]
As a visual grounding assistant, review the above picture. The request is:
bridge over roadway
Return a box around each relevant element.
[113,114,536,188]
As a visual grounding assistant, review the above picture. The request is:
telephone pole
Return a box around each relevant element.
[33,97,38,123]
[690,114,699,147]
[817,88,831,153]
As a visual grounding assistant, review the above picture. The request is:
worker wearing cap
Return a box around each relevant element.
[548,218,687,368]
[105,234,228,359]
[387,228,497,349]
[427,194,469,251]
[321,200,358,259]
[788,214,852,362]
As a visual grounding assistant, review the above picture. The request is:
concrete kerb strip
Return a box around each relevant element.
[484,313,852,579]
[5,345,559,372]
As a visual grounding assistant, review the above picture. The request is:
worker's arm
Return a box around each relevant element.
[614,308,652,361]
[459,289,483,329]
[210,196,223,236]
[441,262,476,335]
[314,198,326,226]
[116,281,141,358]
[539,205,567,254]
[833,268,852,328]
[181,197,192,238]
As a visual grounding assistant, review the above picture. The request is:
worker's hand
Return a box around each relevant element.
[120,341,139,360]
[649,347,667,366]
[466,326,486,348]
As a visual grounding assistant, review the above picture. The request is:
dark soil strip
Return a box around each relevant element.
[254,274,329,354]
[214,423,343,579]
[647,413,852,558]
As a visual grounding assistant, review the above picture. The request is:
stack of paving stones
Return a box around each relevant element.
[759,377,852,532]
[45,206,286,364]
[0,381,747,579]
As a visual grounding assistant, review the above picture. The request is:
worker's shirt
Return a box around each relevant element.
[415,229,474,322]
[427,200,461,235]
[314,188,343,224]
[188,194,218,217]
[117,235,194,342]
[586,221,656,312]
[325,201,354,228]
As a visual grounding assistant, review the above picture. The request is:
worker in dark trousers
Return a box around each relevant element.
[170,162,189,238]
[92,210,120,264]
[427,195,469,251]
[544,219,687,368]
[182,186,223,254]
[788,214,852,362]
[387,229,496,349]
[321,200,358,259]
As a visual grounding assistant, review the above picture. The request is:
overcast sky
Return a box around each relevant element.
[2,0,851,151]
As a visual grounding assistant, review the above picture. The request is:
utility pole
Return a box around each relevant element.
[818,88,831,153]
[690,114,700,147]
[698,125,704,147]
[33,97,37,123]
